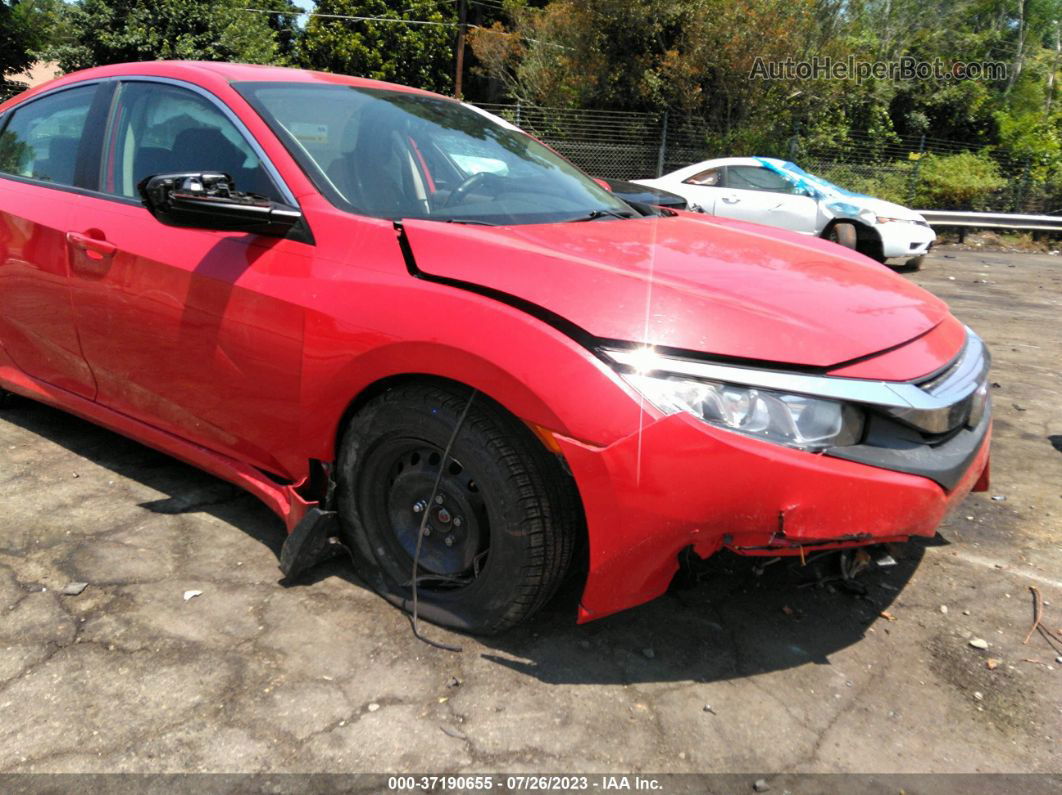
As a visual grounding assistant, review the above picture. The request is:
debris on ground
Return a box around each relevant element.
[940,605,949,614]
[61,582,88,596]
[970,638,989,650]
[974,691,984,701]
[367,703,380,712]
[991,495,1007,501]
[986,659,1001,670]
[703,704,716,714]
[851,548,871,575]
[440,724,468,741]
[182,590,203,601]
[880,610,897,621]
[752,556,781,576]
[446,676,461,689]
[1023,585,1046,645]
[753,779,770,792]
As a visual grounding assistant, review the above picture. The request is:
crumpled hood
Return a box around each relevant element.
[401,213,950,369]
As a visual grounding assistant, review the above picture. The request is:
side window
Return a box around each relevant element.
[0,85,97,187]
[726,165,796,194]
[102,82,280,201]
[683,167,723,187]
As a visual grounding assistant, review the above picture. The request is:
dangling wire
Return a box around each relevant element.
[407,389,478,652]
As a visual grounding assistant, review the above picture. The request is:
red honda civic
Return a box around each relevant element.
[0,62,991,633]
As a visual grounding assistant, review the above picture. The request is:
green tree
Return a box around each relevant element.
[44,0,295,72]
[915,150,1008,209]
[1,0,62,97]
[298,0,457,93]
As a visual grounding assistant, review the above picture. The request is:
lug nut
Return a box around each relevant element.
[453,516,463,528]
[413,500,426,514]
[444,535,455,547]
[435,495,444,504]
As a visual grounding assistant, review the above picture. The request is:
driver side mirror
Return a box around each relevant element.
[138,172,303,238]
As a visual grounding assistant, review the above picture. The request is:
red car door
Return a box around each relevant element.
[0,83,105,398]
[64,79,312,478]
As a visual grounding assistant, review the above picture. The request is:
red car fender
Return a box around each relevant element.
[294,280,655,462]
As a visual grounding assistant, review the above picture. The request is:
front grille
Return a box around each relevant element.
[884,333,991,434]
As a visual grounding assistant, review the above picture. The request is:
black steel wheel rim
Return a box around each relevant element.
[366,439,490,590]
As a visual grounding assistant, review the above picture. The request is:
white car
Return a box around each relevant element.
[634,157,936,269]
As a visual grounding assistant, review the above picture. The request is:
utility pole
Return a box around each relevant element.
[454,0,468,98]
[1046,20,1060,116]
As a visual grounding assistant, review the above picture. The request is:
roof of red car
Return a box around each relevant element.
[1,61,444,112]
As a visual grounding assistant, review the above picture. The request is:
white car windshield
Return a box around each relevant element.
[236,82,635,226]
[766,159,864,199]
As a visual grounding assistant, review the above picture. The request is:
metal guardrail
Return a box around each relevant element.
[918,210,1062,232]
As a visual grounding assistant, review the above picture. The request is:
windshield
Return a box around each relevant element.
[770,160,864,199]
[235,82,635,225]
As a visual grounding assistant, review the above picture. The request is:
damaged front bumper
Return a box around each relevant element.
[558,409,990,622]
[879,219,937,259]
[560,332,992,622]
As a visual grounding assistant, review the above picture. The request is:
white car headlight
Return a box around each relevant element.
[621,372,864,451]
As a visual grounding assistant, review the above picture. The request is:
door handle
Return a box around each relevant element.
[66,232,117,258]
[66,231,116,275]
[721,194,740,204]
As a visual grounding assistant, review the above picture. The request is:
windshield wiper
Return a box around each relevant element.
[625,199,678,217]
[566,208,637,222]
[441,218,499,226]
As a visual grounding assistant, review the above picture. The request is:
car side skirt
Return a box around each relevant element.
[0,353,314,533]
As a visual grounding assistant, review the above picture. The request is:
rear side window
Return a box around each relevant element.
[0,85,97,187]
[102,81,281,201]
[726,165,795,193]
[683,167,723,187]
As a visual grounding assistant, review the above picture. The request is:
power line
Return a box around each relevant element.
[241,7,460,27]
[240,6,570,48]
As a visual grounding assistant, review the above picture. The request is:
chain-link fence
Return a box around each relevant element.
[476,103,665,179]
[477,102,1059,214]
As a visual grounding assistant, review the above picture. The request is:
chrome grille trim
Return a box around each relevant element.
[601,327,990,435]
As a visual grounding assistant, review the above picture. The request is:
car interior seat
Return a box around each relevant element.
[325,106,426,216]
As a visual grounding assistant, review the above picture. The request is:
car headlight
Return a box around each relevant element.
[874,215,915,224]
[620,372,864,451]
[604,346,865,451]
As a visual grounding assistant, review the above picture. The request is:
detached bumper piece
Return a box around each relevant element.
[279,506,342,580]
